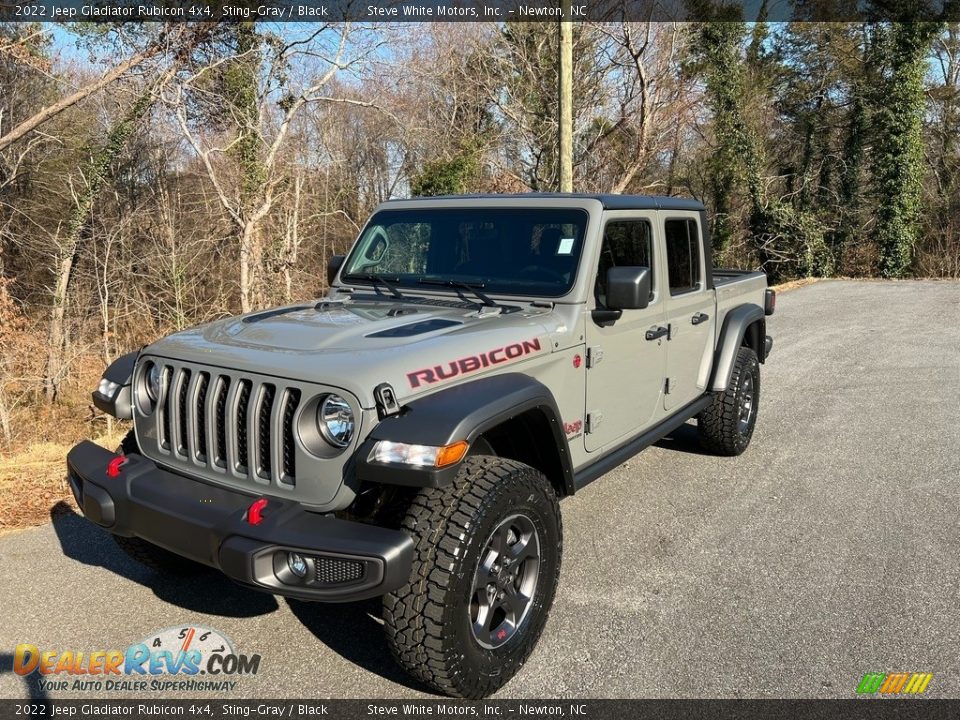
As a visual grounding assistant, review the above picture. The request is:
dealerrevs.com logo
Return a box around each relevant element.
[856,672,933,696]
[13,625,261,693]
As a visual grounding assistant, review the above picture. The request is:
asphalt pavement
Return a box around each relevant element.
[1,279,959,700]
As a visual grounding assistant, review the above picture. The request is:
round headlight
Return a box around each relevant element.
[318,394,354,448]
[146,363,162,402]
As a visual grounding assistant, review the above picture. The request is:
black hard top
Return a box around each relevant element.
[389,193,706,211]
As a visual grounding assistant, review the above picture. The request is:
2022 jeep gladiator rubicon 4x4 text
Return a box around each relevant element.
[67,194,774,697]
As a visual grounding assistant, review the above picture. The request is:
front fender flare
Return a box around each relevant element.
[91,351,138,419]
[356,373,574,493]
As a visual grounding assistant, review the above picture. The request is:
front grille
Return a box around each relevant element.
[282,390,301,479]
[256,384,276,479]
[236,381,251,473]
[195,373,209,461]
[152,363,303,487]
[314,556,365,585]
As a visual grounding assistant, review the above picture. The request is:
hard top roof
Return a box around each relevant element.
[384,193,706,211]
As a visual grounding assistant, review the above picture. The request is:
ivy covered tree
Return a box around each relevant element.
[868,20,943,277]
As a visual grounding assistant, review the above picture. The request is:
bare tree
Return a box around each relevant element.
[168,23,381,312]
[585,22,695,194]
[0,25,191,153]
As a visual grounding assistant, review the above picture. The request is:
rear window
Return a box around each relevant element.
[664,218,702,295]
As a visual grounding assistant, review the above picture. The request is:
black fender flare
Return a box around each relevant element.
[709,304,765,392]
[356,373,574,494]
[91,351,139,420]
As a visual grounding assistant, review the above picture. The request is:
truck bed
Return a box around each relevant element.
[713,268,766,287]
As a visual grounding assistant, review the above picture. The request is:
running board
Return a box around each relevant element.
[572,394,713,491]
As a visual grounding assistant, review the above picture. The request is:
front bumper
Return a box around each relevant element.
[66,441,413,602]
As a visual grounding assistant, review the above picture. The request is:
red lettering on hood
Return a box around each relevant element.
[407,338,542,389]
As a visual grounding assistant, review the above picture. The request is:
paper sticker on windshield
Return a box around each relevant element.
[557,237,575,255]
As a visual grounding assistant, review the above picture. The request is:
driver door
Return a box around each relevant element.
[584,214,666,452]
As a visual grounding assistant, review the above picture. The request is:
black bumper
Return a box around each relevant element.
[66,441,413,602]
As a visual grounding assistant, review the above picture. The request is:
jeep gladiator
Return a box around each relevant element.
[67,194,775,697]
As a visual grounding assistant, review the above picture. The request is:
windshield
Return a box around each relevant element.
[341,207,589,297]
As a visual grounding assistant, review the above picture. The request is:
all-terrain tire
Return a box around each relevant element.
[111,430,207,576]
[697,346,761,456]
[383,456,562,698]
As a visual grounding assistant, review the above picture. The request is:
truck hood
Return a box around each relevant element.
[142,298,569,407]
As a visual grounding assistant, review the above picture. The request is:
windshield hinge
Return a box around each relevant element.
[374,383,401,419]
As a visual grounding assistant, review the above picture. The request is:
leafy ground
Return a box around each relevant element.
[0,430,125,534]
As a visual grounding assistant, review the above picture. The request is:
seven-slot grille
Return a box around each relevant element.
[153,364,302,487]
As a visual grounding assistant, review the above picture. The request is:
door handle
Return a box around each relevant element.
[691,312,709,326]
[645,326,669,341]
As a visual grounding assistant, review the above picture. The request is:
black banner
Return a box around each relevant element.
[3,700,960,720]
[0,0,958,23]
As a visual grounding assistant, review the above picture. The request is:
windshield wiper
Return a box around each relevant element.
[342,272,407,299]
[417,278,499,308]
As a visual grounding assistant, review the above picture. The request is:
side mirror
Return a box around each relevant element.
[606,266,651,310]
[327,255,345,286]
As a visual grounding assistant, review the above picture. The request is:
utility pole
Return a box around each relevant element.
[558,1,573,192]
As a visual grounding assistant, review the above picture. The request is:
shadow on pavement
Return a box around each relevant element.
[0,653,50,705]
[654,421,715,457]
[50,501,279,617]
[287,597,438,696]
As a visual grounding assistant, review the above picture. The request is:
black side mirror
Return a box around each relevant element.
[607,266,651,310]
[327,255,345,286]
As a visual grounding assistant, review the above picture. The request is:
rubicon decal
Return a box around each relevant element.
[407,338,543,388]
[13,625,261,693]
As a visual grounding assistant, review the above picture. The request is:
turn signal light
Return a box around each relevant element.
[435,441,469,468]
[369,440,470,468]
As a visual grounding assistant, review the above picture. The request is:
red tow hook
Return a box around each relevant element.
[106,455,128,478]
[246,498,269,526]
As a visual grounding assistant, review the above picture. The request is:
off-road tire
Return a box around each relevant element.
[383,456,562,698]
[111,431,207,576]
[697,346,760,456]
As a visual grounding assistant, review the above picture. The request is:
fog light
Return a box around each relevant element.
[287,552,308,579]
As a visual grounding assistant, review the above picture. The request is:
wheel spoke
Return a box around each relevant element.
[473,599,494,640]
[501,585,528,619]
[508,533,538,564]
[493,524,511,558]
[472,550,497,591]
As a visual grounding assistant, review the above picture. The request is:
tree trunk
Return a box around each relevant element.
[239,220,265,314]
[43,250,77,402]
[42,90,155,402]
[283,174,303,303]
[0,388,11,448]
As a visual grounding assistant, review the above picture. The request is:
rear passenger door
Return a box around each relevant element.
[661,215,714,411]
[584,214,666,452]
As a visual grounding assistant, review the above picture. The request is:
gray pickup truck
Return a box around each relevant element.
[67,194,774,697]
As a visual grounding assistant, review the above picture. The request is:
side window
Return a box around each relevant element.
[595,220,653,308]
[664,219,702,295]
